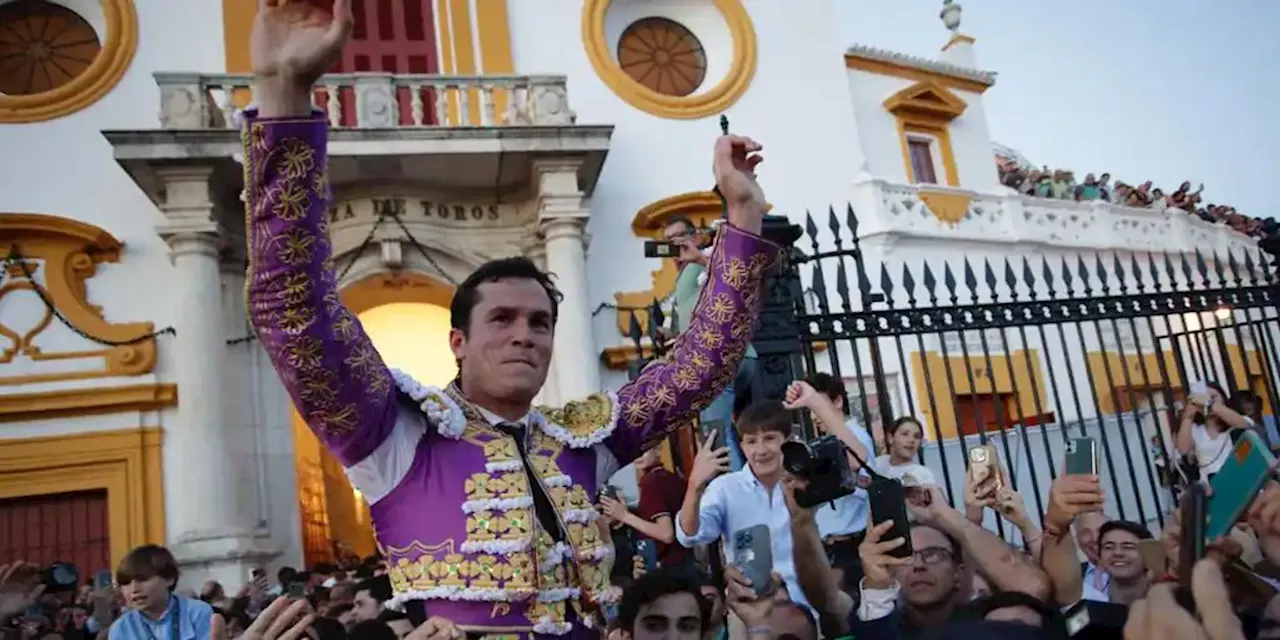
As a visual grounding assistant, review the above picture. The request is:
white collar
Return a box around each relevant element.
[473,404,531,428]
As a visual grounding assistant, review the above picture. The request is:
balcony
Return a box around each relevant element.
[850,179,1260,258]
[105,71,612,207]
[154,72,577,129]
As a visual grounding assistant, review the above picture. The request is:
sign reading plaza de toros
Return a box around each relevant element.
[328,196,519,225]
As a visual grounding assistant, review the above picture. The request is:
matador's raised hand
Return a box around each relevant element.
[251,0,354,115]
[713,133,766,235]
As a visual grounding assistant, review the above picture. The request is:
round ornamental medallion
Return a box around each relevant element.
[0,0,103,96]
[616,17,707,98]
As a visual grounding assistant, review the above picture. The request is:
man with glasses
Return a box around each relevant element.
[661,217,757,470]
[851,486,1051,637]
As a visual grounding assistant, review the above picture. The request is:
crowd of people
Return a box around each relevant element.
[994,154,1279,240]
[6,378,1280,640]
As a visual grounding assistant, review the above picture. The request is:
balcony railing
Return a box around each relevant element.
[857,179,1260,256]
[156,72,576,129]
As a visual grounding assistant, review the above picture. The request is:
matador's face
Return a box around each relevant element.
[450,277,554,406]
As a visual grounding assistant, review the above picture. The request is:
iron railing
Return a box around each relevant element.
[752,205,1280,536]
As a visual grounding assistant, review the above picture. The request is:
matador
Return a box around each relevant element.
[242,0,779,637]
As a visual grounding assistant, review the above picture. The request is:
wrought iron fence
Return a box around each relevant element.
[748,206,1280,536]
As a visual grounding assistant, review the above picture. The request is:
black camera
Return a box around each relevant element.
[40,562,78,593]
[781,435,858,508]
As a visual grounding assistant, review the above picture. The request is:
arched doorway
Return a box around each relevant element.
[292,271,457,567]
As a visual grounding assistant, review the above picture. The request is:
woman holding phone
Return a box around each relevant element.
[1175,381,1254,480]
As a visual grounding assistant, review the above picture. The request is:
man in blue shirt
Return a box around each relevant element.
[109,545,217,640]
[787,373,876,592]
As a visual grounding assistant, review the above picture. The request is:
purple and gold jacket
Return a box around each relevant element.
[242,111,780,637]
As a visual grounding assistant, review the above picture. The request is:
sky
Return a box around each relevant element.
[835,1,1279,218]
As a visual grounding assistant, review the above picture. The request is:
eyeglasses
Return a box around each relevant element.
[911,547,953,565]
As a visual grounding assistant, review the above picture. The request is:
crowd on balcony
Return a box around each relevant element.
[995,154,1278,241]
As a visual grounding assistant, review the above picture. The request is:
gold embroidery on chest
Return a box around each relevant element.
[539,394,615,441]
[466,509,531,541]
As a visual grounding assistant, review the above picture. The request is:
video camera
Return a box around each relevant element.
[11,562,79,594]
[781,435,859,508]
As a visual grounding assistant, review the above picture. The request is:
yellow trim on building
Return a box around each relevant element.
[845,52,992,95]
[942,34,976,52]
[612,191,772,338]
[1085,351,1183,414]
[581,0,757,120]
[1,212,160,386]
[917,191,972,225]
[884,81,966,189]
[0,382,176,423]
[910,350,1045,439]
[475,0,515,117]
[0,428,166,570]
[0,0,138,123]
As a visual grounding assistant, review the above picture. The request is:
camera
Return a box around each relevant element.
[781,435,858,508]
[35,562,78,593]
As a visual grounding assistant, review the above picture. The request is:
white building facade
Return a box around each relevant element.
[0,0,1272,582]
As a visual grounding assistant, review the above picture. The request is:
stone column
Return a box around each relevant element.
[526,242,560,407]
[155,166,273,587]
[535,159,599,403]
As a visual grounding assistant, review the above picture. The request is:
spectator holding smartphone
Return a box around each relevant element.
[1176,381,1254,479]
[599,447,693,573]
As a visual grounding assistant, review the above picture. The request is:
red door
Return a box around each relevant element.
[0,490,111,578]
[316,0,441,126]
[955,394,1013,438]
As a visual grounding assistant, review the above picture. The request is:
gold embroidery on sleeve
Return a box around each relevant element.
[721,257,750,288]
[283,335,325,370]
[273,228,317,265]
[273,183,312,221]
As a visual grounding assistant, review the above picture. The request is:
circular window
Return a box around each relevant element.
[616,17,707,98]
[0,0,103,96]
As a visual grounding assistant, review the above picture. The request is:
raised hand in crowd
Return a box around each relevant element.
[1038,471,1105,604]
[0,562,45,624]
[598,493,629,523]
[858,520,911,590]
[688,432,730,492]
[1124,560,1245,640]
[240,596,314,640]
[404,616,464,640]
[723,565,782,634]
[251,0,354,117]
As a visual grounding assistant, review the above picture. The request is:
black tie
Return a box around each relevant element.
[495,422,564,542]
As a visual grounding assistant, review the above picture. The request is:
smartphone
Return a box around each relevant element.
[635,539,659,571]
[1138,539,1166,575]
[252,568,265,579]
[643,240,677,259]
[286,581,307,598]
[1180,482,1207,586]
[867,477,914,559]
[701,419,726,449]
[93,570,112,590]
[598,484,620,502]
[1207,430,1276,539]
[1188,381,1211,407]
[1064,437,1098,476]
[731,524,774,597]
[968,445,1000,490]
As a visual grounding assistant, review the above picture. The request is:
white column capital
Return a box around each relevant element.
[539,216,586,240]
[531,157,584,185]
[156,164,220,240]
